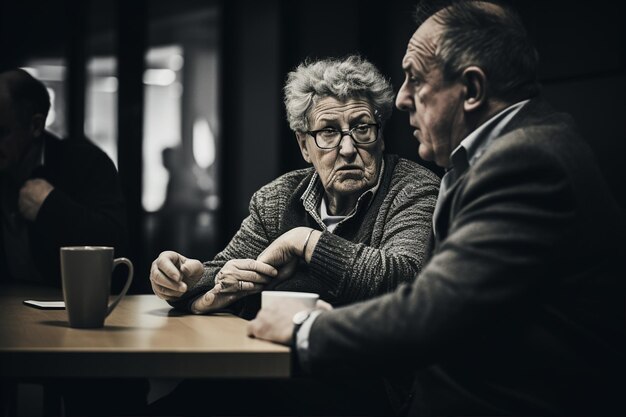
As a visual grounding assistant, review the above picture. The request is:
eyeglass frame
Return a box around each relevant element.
[305,123,380,149]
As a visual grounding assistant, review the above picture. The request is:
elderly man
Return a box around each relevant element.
[248,1,626,415]
[0,68,128,286]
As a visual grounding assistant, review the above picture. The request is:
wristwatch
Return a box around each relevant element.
[292,310,312,349]
[292,310,312,347]
[291,310,313,370]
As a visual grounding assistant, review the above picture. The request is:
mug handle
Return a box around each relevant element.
[106,257,134,317]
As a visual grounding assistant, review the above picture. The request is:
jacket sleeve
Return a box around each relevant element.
[307,175,440,304]
[31,143,128,264]
[305,140,580,375]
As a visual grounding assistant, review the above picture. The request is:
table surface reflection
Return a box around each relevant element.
[0,284,290,378]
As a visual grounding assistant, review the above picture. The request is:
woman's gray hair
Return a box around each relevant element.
[284,55,394,132]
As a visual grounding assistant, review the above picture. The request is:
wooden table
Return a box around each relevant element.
[0,284,290,379]
[0,285,388,417]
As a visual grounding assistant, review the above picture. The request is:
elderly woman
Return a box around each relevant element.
[150,55,440,318]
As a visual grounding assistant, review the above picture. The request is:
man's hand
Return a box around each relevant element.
[247,300,333,345]
[150,251,204,301]
[18,179,54,221]
[257,227,321,280]
[189,259,278,314]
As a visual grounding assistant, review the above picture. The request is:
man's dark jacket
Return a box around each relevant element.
[303,99,626,416]
[0,132,128,286]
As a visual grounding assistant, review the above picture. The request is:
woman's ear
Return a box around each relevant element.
[462,66,486,112]
[295,131,311,163]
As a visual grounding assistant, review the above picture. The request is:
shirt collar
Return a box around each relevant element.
[301,158,385,231]
[449,99,529,175]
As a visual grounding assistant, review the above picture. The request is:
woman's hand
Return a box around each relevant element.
[150,251,204,301]
[191,259,277,314]
[214,259,277,292]
[256,227,322,280]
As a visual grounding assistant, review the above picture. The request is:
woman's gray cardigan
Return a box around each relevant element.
[170,154,440,318]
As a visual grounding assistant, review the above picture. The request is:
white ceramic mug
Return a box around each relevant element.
[60,246,133,328]
[261,291,319,311]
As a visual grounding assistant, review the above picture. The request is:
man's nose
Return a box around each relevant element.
[395,82,412,112]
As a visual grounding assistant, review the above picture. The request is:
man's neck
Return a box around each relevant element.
[473,99,513,131]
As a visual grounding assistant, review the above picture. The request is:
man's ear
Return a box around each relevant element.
[30,113,46,138]
[462,66,486,112]
[295,131,312,163]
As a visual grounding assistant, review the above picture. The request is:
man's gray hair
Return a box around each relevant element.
[418,0,540,102]
[284,55,394,132]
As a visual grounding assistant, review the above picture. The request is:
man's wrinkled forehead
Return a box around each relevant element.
[402,17,441,70]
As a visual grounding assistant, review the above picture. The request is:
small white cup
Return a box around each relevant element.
[261,291,319,311]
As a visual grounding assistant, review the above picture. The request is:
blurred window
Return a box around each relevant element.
[142,45,183,212]
[142,4,221,260]
[85,56,118,166]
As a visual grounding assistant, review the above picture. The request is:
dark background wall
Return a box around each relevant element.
[2,0,624,292]
[221,0,626,237]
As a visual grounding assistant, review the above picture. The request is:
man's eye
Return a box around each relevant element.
[408,74,420,84]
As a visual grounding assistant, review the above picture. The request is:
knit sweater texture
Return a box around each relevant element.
[170,154,440,318]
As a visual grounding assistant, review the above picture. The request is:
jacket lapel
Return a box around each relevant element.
[432,171,467,247]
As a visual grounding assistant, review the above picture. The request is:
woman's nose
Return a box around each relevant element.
[338,133,357,156]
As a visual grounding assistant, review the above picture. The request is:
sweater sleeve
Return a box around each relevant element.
[308,172,439,304]
[168,186,275,311]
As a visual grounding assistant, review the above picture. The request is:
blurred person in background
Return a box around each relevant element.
[0,68,128,287]
[0,68,139,416]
